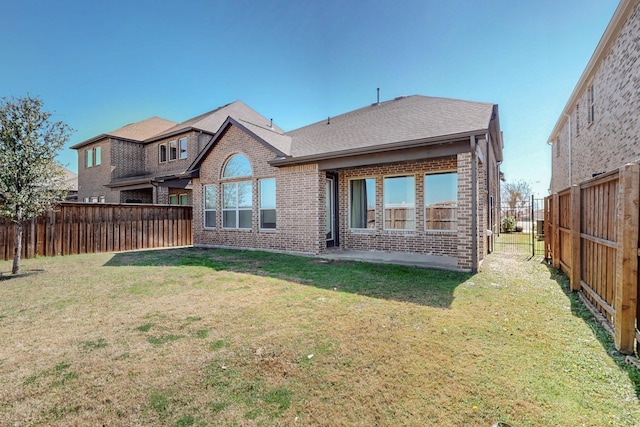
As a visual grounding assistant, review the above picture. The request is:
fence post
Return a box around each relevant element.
[552,193,560,269]
[570,185,581,291]
[615,163,639,354]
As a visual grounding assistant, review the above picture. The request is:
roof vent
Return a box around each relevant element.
[327,116,331,125]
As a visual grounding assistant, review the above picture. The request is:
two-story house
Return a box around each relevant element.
[71,101,274,204]
[548,0,640,192]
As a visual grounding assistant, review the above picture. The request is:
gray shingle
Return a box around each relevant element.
[286,95,494,158]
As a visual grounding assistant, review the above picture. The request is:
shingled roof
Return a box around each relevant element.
[285,95,495,159]
[71,116,177,149]
[146,100,286,143]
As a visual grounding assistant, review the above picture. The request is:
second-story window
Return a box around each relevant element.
[587,84,595,124]
[169,140,178,161]
[159,144,167,163]
[86,149,93,168]
[179,138,188,159]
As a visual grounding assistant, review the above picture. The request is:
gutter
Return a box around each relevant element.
[269,129,488,167]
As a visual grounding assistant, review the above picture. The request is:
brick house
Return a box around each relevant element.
[548,0,640,192]
[71,101,276,204]
[187,95,503,272]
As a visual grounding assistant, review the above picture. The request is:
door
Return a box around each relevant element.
[325,176,338,248]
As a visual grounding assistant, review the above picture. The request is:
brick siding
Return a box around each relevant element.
[551,1,640,193]
[192,123,486,271]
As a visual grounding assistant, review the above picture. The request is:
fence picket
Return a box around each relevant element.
[0,203,193,263]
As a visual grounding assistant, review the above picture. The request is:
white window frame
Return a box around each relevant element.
[222,181,252,229]
[348,177,376,230]
[204,185,217,229]
[179,138,188,160]
[383,174,416,231]
[259,178,276,230]
[424,171,458,232]
[168,194,178,205]
[159,143,167,163]
[169,140,178,161]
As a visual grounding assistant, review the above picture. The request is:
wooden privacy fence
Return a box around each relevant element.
[1,203,193,261]
[545,163,639,354]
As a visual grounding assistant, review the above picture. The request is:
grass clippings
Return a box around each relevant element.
[0,247,639,426]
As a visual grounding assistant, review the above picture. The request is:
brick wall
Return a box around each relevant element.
[551,1,640,193]
[76,138,120,203]
[144,131,200,176]
[192,125,323,255]
[336,157,461,259]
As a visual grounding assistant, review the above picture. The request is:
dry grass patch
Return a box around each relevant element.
[0,248,639,426]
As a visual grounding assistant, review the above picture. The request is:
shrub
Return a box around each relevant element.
[501,216,515,233]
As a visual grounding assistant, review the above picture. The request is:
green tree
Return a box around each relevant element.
[0,96,72,274]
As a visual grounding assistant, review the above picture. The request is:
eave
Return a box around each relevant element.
[548,0,637,143]
[268,129,488,167]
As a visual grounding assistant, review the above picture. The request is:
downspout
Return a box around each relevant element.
[471,136,478,273]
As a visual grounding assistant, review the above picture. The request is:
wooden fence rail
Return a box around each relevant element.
[1,203,193,262]
[545,164,639,354]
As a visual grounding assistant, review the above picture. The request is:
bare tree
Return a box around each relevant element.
[0,96,72,274]
[501,180,533,221]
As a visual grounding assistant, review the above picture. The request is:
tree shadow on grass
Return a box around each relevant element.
[0,269,44,281]
[104,247,473,308]
[544,262,640,398]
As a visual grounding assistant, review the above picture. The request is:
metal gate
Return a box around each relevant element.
[494,196,545,256]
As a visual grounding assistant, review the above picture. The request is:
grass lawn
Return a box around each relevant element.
[0,248,639,426]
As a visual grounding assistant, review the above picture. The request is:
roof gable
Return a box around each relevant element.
[188,117,292,174]
[146,101,285,142]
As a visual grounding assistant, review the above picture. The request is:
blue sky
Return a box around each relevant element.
[0,0,620,197]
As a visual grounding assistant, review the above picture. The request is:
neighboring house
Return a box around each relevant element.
[187,95,503,272]
[71,101,278,204]
[62,167,78,201]
[548,0,640,192]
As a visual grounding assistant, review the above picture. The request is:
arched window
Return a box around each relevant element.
[222,154,252,178]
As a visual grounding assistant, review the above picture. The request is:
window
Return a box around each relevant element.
[98,195,105,203]
[222,154,252,178]
[169,140,178,161]
[587,84,595,124]
[169,195,178,205]
[259,178,276,229]
[179,194,188,205]
[223,181,252,229]
[159,144,167,163]
[204,185,216,228]
[575,103,580,136]
[179,138,188,159]
[86,149,93,168]
[350,178,375,229]
[425,172,457,230]
[383,176,415,230]
[94,146,101,166]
